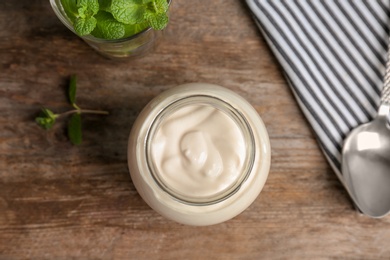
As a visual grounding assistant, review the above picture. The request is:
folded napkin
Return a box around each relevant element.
[246,0,390,181]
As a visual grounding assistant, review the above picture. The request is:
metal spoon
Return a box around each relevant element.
[342,42,390,218]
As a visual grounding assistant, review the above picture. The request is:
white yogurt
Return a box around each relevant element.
[128,83,271,226]
[150,104,246,200]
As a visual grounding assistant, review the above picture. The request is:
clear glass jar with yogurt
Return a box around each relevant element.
[128,83,271,226]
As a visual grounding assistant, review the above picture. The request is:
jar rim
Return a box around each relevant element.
[145,94,256,206]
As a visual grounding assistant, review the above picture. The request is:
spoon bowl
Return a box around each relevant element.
[342,104,390,218]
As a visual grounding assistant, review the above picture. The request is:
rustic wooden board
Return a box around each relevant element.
[1,1,390,259]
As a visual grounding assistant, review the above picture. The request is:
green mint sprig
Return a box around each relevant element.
[60,0,169,40]
[35,75,109,145]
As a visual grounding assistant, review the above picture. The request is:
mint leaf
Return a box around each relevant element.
[98,0,112,11]
[110,0,146,24]
[68,113,82,145]
[36,117,55,130]
[123,22,148,37]
[151,0,168,13]
[144,11,168,30]
[42,108,57,119]
[91,11,125,40]
[61,0,99,35]
[143,0,169,30]
[74,16,97,36]
[68,75,77,105]
[35,108,58,130]
[61,0,78,22]
[78,0,100,17]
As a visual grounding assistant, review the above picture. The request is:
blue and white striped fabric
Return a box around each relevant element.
[246,0,390,181]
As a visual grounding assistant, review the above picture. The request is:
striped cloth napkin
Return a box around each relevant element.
[246,0,390,183]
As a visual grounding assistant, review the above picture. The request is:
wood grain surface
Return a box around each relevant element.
[1,1,390,259]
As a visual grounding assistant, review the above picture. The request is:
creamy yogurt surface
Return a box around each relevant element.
[150,104,247,201]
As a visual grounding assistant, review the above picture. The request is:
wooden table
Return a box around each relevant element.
[1,1,390,259]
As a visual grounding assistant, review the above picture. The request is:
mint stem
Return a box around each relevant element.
[60,109,109,117]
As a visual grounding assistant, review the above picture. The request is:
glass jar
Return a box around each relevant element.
[128,83,271,226]
[49,0,171,59]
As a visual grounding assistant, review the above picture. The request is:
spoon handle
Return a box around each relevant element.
[381,40,390,105]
